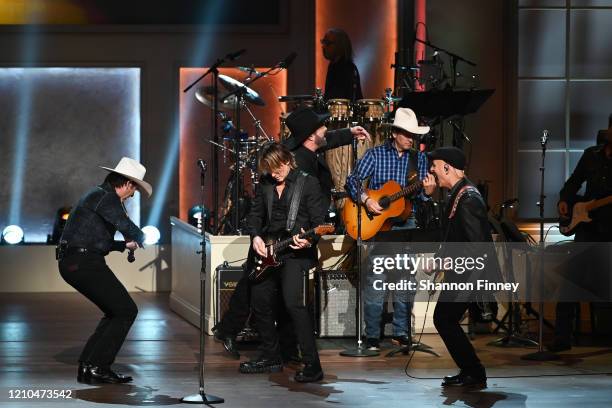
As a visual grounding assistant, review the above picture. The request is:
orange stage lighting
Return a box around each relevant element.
[315,0,397,99]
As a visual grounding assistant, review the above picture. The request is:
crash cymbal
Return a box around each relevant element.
[218,74,265,106]
[195,86,239,112]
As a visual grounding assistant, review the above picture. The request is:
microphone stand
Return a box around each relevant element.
[340,138,379,357]
[522,130,559,361]
[181,160,225,404]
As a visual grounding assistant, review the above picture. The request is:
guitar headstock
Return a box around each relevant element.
[314,223,335,236]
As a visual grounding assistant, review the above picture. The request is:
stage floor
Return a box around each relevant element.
[1,293,612,407]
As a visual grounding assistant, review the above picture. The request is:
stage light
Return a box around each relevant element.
[142,226,161,245]
[146,0,224,231]
[2,225,24,245]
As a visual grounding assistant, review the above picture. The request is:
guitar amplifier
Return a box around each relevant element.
[317,270,399,338]
[318,270,357,337]
[214,264,244,325]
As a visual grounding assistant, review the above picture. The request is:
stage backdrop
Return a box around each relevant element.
[0,67,141,243]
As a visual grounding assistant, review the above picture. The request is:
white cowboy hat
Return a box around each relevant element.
[384,107,430,135]
[100,157,153,197]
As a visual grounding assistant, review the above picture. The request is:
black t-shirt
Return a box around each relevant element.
[324,59,363,101]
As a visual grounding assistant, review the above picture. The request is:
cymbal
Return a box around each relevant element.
[195,85,239,112]
[218,74,265,106]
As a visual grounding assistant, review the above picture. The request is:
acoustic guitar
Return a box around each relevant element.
[559,195,612,236]
[342,178,422,240]
[247,224,335,283]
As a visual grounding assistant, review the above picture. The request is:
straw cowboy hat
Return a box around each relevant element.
[100,157,153,197]
[384,107,430,135]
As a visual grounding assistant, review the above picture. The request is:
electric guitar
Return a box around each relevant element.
[342,177,422,241]
[247,224,335,283]
[559,195,612,236]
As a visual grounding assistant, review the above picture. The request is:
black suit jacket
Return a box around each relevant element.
[247,170,326,244]
[439,178,502,285]
[289,127,353,211]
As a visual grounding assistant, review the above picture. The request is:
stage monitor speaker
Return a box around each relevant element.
[215,264,244,325]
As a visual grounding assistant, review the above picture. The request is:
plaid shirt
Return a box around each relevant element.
[345,141,429,204]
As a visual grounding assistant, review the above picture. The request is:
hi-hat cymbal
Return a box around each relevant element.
[218,74,265,106]
[195,85,239,112]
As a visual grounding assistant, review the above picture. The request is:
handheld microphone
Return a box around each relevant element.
[225,49,246,61]
[279,52,297,69]
[127,249,135,263]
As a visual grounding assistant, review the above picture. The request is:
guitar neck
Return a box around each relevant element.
[587,195,612,211]
[386,180,424,203]
[272,228,315,253]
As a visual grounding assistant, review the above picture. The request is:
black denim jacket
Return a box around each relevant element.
[60,182,144,255]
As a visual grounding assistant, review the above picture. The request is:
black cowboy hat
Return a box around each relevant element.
[282,107,330,150]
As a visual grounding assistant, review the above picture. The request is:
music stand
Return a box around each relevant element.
[397,89,494,120]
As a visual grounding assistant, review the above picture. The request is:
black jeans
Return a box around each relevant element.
[434,291,485,377]
[250,256,319,365]
[59,253,138,368]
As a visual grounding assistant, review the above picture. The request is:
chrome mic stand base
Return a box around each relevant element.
[181,393,225,404]
[340,347,380,357]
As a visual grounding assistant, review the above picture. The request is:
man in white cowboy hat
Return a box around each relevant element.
[57,157,152,384]
[345,107,430,351]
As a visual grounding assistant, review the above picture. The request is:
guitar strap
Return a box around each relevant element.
[286,171,308,233]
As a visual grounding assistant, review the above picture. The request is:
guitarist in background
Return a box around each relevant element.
[551,127,612,352]
[345,107,430,351]
[239,142,326,383]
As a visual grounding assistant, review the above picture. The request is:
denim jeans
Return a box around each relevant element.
[364,217,416,339]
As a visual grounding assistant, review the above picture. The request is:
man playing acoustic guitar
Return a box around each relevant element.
[345,107,430,351]
[239,142,326,383]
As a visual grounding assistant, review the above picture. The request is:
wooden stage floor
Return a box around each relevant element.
[1,293,612,407]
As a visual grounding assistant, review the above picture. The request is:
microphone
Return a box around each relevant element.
[197,159,207,173]
[225,49,246,61]
[449,120,471,143]
[127,249,135,263]
[278,52,297,69]
[541,129,549,147]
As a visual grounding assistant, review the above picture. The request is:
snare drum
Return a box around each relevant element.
[356,99,384,123]
[327,99,352,123]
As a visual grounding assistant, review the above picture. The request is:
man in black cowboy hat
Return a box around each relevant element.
[284,106,370,213]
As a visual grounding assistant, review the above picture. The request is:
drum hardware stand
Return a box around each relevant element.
[181,160,224,405]
[183,49,244,233]
[340,138,379,358]
[522,129,559,361]
[220,61,287,234]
